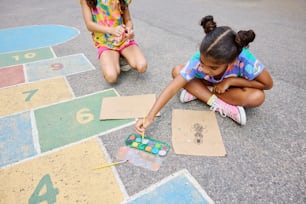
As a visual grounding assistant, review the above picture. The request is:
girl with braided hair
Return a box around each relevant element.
[80,0,147,83]
[135,15,273,133]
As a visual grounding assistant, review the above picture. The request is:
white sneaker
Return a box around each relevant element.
[179,89,197,103]
[119,56,131,72]
[210,97,246,125]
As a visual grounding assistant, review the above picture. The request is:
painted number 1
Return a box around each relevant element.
[13,52,36,61]
[29,174,59,204]
[22,89,38,102]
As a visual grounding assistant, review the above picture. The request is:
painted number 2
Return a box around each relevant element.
[29,174,59,204]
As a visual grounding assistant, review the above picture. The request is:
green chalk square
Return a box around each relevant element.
[0,47,54,68]
[34,89,134,152]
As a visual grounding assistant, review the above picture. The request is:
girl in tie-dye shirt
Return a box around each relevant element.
[135,15,273,134]
[81,0,147,83]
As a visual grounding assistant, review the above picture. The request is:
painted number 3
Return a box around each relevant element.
[29,174,59,204]
[76,108,94,124]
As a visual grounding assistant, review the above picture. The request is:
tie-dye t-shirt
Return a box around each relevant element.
[180,48,265,83]
[91,0,132,49]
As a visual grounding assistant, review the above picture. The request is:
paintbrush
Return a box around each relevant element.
[92,160,128,170]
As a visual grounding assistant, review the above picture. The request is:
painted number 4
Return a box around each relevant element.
[29,174,59,204]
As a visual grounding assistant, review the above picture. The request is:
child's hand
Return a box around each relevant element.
[214,80,230,94]
[112,25,126,37]
[125,27,135,39]
[134,117,152,135]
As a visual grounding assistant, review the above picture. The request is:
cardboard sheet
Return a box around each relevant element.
[172,109,226,156]
[100,94,159,120]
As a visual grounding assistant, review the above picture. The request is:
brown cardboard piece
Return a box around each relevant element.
[100,94,160,120]
[172,109,226,156]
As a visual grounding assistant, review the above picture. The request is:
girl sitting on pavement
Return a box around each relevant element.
[135,15,273,133]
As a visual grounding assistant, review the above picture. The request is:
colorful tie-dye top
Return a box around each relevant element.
[91,0,132,49]
[180,48,265,83]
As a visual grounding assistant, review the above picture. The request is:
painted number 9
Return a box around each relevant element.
[76,108,94,124]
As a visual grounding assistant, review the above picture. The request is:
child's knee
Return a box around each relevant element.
[172,65,183,78]
[136,60,147,73]
[253,90,265,106]
[245,89,265,107]
[103,72,118,83]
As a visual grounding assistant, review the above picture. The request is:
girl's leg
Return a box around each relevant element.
[172,65,265,107]
[172,65,247,125]
[216,88,265,107]
[99,50,120,83]
[120,44,147,73]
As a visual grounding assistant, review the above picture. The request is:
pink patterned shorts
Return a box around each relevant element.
[97,39,137,59]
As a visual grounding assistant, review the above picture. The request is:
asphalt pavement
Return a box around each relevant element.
[1,0,305,203]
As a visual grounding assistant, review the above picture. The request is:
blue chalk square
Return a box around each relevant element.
[123,169,214,204]
[25,53,95,82]
[0,112,37,168]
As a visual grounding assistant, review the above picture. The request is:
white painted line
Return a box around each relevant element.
[64,76,76,98]
[31,110,41,154]
[50,46,57,57]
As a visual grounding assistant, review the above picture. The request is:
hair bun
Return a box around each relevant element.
[235,30,256,48]
[200,15,217,34]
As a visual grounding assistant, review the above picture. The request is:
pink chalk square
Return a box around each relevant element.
[0,65,25,88]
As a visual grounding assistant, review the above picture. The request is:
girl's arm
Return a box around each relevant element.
[80,0,125,36]
[122,7,133,29]
[214,68,273,94]
[134,75,188,135]
[252,68,273,90]
[122,7,134,39]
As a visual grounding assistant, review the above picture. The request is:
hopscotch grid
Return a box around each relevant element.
[0,53,95,90]
[0,88,136,169]
[96,137,129,200]
[121,169,215,204]
[0,87,117,119]
[0,24,80,55]
[23,52,92,65]
[0,47,57,69]
[60,53,97,77]
[0,75,68,92]
[0,46,56,56]
[0,120,135,170]
[24,52,96,76]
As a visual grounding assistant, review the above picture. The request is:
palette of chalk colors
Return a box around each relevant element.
[125,133,170,157]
